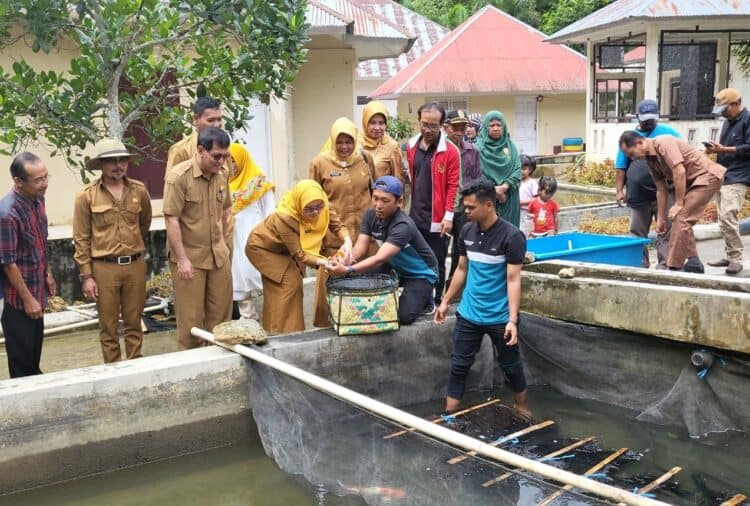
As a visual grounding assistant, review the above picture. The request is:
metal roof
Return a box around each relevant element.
[307,1,352,35]
[312,0,414,40]
[547,0,750,43]
[371,5,586,98]
[351,0,449,79]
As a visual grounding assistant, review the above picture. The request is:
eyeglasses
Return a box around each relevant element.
[302,203,325,214]
[204,151,230,163]
[18,174,50,186]
[420,122,442,131]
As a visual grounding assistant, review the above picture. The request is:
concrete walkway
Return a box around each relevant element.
[652,234,750,277]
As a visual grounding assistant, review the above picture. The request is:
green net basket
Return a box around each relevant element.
[326,274,400,336]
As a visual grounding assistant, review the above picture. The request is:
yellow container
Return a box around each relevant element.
[326,274,400,336]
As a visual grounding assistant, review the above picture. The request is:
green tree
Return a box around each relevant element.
[540,0,614,36]
[0,0,309,174]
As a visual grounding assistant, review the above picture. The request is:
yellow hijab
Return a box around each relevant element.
[276,180,329,259]
[320,117,362,166]
[361,101,395,149]
[228,143,274,215]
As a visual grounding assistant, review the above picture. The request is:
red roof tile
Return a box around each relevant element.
[371,5,586,98]
[352,0,449,79]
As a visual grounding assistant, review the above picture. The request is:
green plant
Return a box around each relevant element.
[0,0,309,178]
[564,157,616,187]
[387,114,415,141]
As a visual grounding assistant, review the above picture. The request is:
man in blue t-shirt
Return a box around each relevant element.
[615,99,680,268]
[435,178,529,418]
[327,176,438,324]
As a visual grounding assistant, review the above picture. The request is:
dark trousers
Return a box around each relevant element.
[398,277,434,325]
[420,229,449,304]
[447,313,527,400]
[2,302,44,378]
[448,211,468,283]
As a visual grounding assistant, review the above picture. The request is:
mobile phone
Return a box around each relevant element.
[702,141,715,148]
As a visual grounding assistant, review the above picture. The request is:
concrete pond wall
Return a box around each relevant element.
[0,316,495,495]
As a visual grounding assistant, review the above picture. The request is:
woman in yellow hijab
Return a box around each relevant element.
[309,117,375,328]
[246,180,351,334]
[228,143,275,320]
[361,101,405,185]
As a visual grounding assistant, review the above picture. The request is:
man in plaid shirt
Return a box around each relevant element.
[0,152,56,378]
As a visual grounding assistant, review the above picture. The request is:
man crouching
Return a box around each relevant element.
[435,178,530,418]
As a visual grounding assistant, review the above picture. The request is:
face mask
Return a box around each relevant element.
[639,119,656,133]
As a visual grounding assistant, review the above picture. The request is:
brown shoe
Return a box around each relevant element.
[726,260,744,275]
[707,258,730,267]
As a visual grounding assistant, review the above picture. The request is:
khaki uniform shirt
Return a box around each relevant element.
[309,154,373,240]
[73,177,152,276]
[163,159,232,270]
[647,136,726,186]
[247,211,348,284]
[364,139,405,185]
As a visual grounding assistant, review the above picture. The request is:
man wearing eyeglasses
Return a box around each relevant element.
[73,138,152,363]
[163,127,233,349]
[0,152,55,377]
[705,88,750,275]
[405,102,461,311]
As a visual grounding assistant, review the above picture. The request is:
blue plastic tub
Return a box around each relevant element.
[526,232,651,267]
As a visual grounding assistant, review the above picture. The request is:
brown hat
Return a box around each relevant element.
[445,109,470,125]
[86,138,132,169]
[712,88,741,115]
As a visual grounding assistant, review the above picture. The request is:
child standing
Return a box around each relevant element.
[527,176,559,237]
[519,155,538,236]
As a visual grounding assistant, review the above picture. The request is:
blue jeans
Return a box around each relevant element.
[447,313,527,399]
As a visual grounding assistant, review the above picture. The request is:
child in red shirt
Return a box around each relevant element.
[527,176,559,237]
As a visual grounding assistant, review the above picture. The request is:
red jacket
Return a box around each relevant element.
[406,133,461,232]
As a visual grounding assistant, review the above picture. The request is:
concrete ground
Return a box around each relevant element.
[651,234,750,277]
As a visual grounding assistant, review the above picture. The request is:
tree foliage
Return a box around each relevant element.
[0,0,309,174]
[734,44,750,78]
[398,0,614,33]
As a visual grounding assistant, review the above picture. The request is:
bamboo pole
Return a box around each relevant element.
[383,398,502,439]
[447,420,555,465]
[192,328,669,506]
[720,494,747,506]
[636,467,682,495]
[482,436,596,488]
[538,447,629,506]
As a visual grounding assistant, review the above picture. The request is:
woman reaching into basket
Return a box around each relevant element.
[310,117,376,328]
[246,180,352,334]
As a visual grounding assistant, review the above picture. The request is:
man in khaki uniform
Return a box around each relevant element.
[620,132,726,273]
[163,127,233,349]
[73,139,152,363]
[165,96,228,176]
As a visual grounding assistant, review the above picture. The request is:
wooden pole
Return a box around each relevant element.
[720,494,747,506]
[636,467,682,495]
[482,436,596,488]
[192,328,670,506]
[383,398,502,439]
[538,448,629,506]
[447,420,555,465]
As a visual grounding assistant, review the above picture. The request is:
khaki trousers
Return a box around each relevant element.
[717,183,748,261]
[668,175,723,269]
[170,261,232,350]
[261,265,304,335]
[92,258,147,363]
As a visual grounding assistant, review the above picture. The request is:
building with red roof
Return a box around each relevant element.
[370,5,588,155]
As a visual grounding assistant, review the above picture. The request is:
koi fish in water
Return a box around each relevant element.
[338,481,407,499]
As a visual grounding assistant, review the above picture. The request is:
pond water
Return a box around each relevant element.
[4,385,746,505]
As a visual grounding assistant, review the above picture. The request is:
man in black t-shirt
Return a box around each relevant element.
[327,176,438,324]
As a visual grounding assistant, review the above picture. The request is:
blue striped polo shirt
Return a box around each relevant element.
[457,218,526,325]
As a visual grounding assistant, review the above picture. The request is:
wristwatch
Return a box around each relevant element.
[347,265,356,275]
[79,274,93,282]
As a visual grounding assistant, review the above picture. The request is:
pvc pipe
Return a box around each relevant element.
[191,327,670,506]
[0,297,171,343]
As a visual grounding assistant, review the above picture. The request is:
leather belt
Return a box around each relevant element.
[93,253,143,265]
